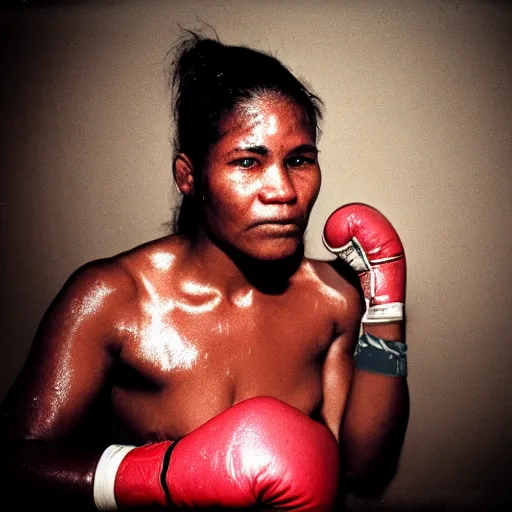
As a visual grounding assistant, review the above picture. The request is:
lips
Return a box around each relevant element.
[251,218,302,235]
[253,218,300,226]
[254,215,300,226]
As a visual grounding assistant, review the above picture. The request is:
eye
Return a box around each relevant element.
[286,155,316,168]
[231,157,257,169]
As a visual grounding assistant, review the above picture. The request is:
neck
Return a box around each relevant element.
[184,229,304,295]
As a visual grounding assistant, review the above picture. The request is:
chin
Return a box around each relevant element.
[244,238,303,262]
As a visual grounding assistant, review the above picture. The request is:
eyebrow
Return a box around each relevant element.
[226,143,318,158]
[228,145,268,157]
[292,144,319,155]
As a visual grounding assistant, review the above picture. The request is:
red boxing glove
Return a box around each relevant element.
[322,202,406,323]
[94,396,339,511]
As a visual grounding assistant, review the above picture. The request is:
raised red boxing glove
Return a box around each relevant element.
[93,396,340,511]
[322,202,406,323]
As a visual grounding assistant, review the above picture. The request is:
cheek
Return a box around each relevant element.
[226,171,262,197]
[207,171,256,216]
[295,171,321,206]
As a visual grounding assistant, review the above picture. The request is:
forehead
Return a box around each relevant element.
[216,95,315,147]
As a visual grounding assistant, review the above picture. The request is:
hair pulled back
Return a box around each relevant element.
[170,32,324,235]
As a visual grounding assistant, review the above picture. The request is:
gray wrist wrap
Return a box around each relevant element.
[354,332,407,377]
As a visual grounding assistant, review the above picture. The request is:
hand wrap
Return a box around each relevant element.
[355,332,407,377]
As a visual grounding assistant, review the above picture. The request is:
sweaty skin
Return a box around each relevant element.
[0,96,363,508]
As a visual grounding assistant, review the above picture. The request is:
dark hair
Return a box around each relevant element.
[169,32,324,235]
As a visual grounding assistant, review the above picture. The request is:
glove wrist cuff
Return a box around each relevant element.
[93,444,136,511]
[363,302,404,323]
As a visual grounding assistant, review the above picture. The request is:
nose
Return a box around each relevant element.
[259,163,297,204]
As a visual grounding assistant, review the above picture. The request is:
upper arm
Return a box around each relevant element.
[0,260,136,442]
[319,264,364,442]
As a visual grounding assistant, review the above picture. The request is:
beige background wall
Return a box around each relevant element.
[1,0,511,509]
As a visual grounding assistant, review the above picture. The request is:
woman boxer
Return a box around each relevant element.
[0,33,408,510]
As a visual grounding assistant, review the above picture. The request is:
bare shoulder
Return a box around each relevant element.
[301,257,364,331]
[37,255,138,349]
[58,251,138,306]
[303,257,362,300]
[75,234,181,279]
[117,233,185,265]
[56,235,186,310]
[47,237,177,317]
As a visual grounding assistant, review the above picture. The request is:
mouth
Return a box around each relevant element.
[251,219,302,235]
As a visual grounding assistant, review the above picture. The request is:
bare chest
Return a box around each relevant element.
[110,292,336,442]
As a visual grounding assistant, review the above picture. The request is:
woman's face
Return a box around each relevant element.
[200,95,321,261]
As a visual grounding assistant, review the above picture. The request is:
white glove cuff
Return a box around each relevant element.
[93,444,136,511]
[363,302,404,323]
